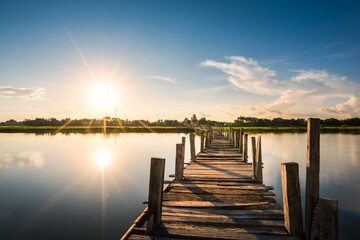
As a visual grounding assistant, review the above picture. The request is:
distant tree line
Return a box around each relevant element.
[231,116,360,127]
[0,117,185,127]
[0,116,359,127]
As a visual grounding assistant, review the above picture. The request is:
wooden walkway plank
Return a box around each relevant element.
[123,131,292,240]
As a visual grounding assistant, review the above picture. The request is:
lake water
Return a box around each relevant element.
[0,132,359,239]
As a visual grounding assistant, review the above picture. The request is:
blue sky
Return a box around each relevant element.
[0,0,359,121]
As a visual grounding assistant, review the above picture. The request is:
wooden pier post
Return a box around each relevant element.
[251,137,256,178]
[200,132,205,153]
[147,157,165,232]
[281,162,303,238]
[175,143,184,182]
[205,131,210,148]
[305,118,320,240]
[243,134,248,162]
[182,136,186,162]
[255,136,263,183]
[190,133,196,162]
[311,198,338,240]
[239,128,244,153]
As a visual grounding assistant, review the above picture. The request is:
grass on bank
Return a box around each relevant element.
[0,126,194,133]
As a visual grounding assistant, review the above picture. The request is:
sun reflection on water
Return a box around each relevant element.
[95,148,111,171]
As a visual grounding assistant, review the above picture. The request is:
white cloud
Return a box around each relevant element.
[148,75,177,84]
[202,56,360,118]
[0,86,46,100]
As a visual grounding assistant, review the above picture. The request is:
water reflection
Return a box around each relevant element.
[0,152,44,168]
[95,148,111,171]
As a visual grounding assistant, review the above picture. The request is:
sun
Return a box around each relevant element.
[89,82,118,109]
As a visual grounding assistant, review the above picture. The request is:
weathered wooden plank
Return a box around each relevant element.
[162,215,285,227]
[151,223,300,240]
[168,183,274,190]
[163,193,276,203]
[162,206,284,216]
[167,187,275,196]
[162,201,271,208]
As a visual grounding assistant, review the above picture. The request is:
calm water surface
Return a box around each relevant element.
[0,133,359,239]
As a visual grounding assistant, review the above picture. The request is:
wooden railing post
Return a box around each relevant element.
[190,133,196,162]
[147,157,165,232]
[243,133,248,162]
[239,128,244,153]
[305,118,320,240]
[200,132,205,153]
[281,162,304,238]
[175,143,184,182]
[251,137,256,178]
[255,136,263,183]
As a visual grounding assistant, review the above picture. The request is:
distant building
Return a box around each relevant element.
[191,114,199,126]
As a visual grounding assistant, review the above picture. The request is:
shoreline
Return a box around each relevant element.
[0,126,360,133]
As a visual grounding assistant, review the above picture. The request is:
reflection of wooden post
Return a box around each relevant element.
[243,134,248,162]
[281,162,303,238]
[147,158,165,232]
[190,133,196,162]
[305,118,320,240]
[255,136,263,183]
[311,198,338,240]
[175,143,184,182]
[239,128,244,153]
[200,132,204,153]
[251,137,256,178]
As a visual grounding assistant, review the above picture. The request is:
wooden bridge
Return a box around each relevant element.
[122,120,337,240]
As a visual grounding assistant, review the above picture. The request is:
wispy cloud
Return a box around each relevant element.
[148,75,177,84]
[202,56,360,118]
[0,86,46,100]
[184,85,230,96]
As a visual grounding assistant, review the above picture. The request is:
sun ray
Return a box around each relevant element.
[137,120,155,133]
[116,118,126,133]
[65,29,97,82]
[86,119,95,133]
[54,119,73,134]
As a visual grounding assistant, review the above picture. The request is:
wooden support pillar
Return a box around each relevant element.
[311,198,338,240]
[175,143,184,182]
[147,157,165,232]
[239,128,244,153]
[281,162,304,238]
[243,134,248,162]
[251,137,256,178]
[255,136,263,183]
[190,133,196,162]
[200,132,205,153]
[305,118,320,240]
